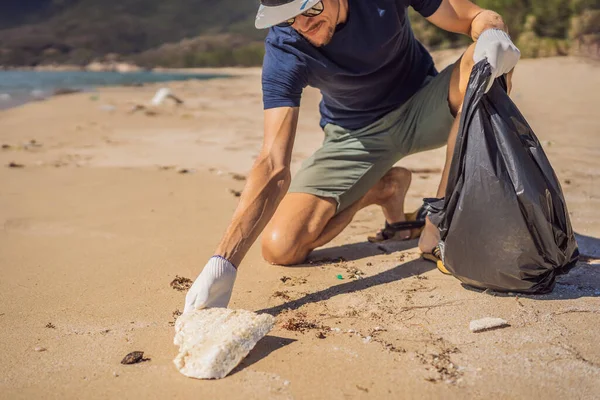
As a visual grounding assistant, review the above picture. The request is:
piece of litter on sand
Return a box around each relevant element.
[362,336,372,344]
[151,88,171,106]
[469,318,509,333]
[34,346,47,352]
[100,105,116,112]
[230,173,246,181]
[336,274,344,280]
[173,309,275,379]
[121,351,149,365]
[7,162,25,168]
[151,88,184,106]
[170,276,193,291]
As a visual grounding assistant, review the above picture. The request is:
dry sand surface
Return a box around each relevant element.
[1,55,599,399]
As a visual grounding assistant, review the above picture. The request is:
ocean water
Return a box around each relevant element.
[0,70,228,110]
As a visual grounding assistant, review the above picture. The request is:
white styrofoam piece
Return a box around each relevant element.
[173,308,275,379]
[469,317,509,333]
[151,87,171,106]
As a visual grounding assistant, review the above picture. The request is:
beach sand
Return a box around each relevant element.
[1,55,599,399]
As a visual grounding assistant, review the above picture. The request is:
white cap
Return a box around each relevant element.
[255,0,322,29]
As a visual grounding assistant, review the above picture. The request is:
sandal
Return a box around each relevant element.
[368,205,427,243]
[422,245,452,275]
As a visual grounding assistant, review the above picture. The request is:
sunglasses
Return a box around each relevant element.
[277,1,324,27]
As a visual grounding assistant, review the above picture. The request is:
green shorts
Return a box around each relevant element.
[289,65,456,214]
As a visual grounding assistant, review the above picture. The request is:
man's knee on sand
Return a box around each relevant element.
[261,228,310,266]
[262,194,338,265]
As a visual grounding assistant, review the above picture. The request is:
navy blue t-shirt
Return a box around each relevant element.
[262,0,442,130]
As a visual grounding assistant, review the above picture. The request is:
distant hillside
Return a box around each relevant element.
[0,0,597,67]
[0,0,264,66]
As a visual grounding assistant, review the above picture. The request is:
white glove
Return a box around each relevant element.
[183,256,237,313]
[473,29,521,92]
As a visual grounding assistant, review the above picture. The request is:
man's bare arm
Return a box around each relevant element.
[426,0,507,39]
[214,107,300,268]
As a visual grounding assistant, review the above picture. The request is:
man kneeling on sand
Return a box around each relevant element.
[183,0,520,312]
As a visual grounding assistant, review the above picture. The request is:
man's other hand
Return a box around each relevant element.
[473,29,520,93]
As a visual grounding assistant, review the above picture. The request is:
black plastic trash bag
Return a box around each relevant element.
[427,60,579,294]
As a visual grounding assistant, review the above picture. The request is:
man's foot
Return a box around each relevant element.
[418,217,440,254]
[422,245,452,275]
[367,207,426,243]
[418,216,452,274]
[367,167,413,241]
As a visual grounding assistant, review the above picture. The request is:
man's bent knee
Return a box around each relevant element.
[261,227,309,266]
[261,193,337,265]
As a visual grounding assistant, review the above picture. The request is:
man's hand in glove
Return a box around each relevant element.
[183,256,237,313]
[473,29,521,93]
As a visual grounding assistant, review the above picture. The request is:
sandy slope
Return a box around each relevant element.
[0,56,599,399]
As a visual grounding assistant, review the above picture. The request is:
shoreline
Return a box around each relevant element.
[0,69,245,111]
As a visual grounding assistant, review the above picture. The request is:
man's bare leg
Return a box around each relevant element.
[262,167,412,265]
[418,43,475,254]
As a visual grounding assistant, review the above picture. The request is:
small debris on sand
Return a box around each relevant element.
[280,276,308,286]
[2,144,12,150]
[316,331,327,339]
[230,173,246,181]
[229,189,242,197]
[469,317,510,333]
[417,345,462,384]
[356,385,369,393]
[169,309,183,326]
[7,162,25,168]
[272,291,291,301]
[170,276,193,291]
[121,351,149,365]
[45,322,56,329]
[24,139,43,150]
[34,346,47,352]
[281,312,328,334]
[346,266,365,279]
